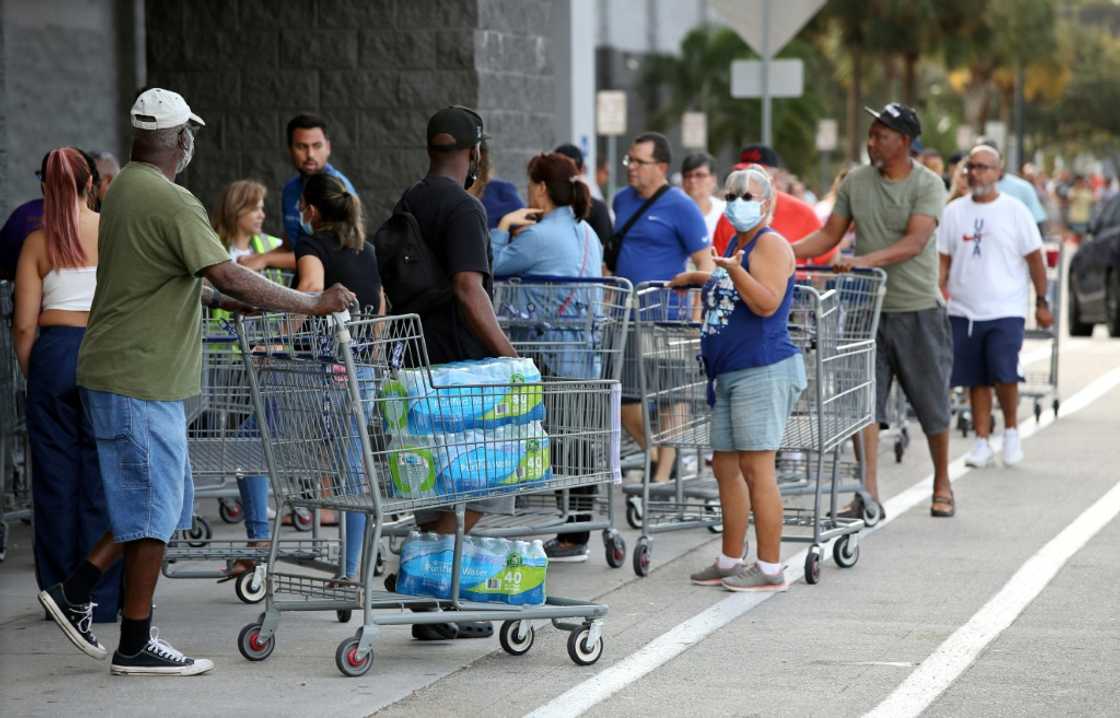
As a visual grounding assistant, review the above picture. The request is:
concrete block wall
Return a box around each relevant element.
[146,0,554,227]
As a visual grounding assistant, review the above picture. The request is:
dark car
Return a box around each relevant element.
[1069,192,1120,336]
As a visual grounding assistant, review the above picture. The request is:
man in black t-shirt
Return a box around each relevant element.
[554,142,612,249]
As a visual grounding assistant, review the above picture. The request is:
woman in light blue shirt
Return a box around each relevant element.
[490,152,603,562]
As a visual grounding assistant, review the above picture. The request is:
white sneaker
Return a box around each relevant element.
[965,440,994,468]
[1002,429,1024,466]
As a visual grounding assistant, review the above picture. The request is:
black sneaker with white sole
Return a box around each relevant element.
[38,583,107,660]
[543,538,589,563]
[110,629,214,676]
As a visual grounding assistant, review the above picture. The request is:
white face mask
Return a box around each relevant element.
[174,127,195,175]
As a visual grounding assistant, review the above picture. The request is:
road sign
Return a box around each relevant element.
[712,0,826,59]
[731,59,804,98]
[596,91,627,137]
[956,125,975,151]
[682,112,708,149]
[815,119,838,152]
[984,121,1007,153]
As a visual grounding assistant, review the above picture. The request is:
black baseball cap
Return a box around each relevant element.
[865,102,922,138]
[427,105,488,150]
[554,143,584,168]
[736,144,783,169]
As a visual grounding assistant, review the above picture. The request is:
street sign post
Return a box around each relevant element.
[731,59,804,99]
[713,0,826,145]
[597,90,628,200]
[682,112,708,149]
[816,118,838,195]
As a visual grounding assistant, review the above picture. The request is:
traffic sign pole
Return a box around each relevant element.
[761,0,772,146]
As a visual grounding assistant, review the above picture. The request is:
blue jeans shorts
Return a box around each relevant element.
[949,316,1025,387]
[709,353,807,453]
[81,388,193,543]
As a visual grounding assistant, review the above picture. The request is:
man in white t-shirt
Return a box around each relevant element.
[937,145,1053,468]
[680,152,726,240]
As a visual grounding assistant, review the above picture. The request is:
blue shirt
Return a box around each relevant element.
[0,198,44,281]
[998,173,1047,224]
[491,206,604,379]
[700,228,798,384]
[481,178,525,229]
[281,164,356,250]
[612,185,708,285]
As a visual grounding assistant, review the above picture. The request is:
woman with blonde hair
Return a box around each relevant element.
[211,179,283,269]
[14,147,122,623]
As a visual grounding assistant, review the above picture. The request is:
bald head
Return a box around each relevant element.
[969,145,1001,168]
[965,145,1002,201]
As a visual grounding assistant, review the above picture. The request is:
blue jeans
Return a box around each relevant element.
[331,367,374,578]
[234,412,271,541]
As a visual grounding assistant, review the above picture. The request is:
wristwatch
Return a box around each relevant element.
[1035,296,1049,308]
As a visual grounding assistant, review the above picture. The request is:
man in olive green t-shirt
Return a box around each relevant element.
[39,88,356,678]
[793,102,954,520]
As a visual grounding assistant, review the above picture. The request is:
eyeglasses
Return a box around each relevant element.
[623,155,658,168]
[724,192,756,202]
[682,171,712,181]
[964,162,996,172]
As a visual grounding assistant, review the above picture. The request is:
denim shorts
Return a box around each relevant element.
[709,354,807,452]
[81,388,193,543]
[949,316,1025,387]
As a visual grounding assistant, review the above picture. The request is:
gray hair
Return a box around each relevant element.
[724,165,776,223]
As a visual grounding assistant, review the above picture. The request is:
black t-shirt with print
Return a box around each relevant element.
[397,176,493,365]
[295,229,383,313]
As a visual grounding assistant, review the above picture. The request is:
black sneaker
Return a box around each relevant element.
[543,538,589,563]
[38,583,107,660]
[110,629,214,676]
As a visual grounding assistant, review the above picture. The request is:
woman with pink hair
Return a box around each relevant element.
[13,147,122,623]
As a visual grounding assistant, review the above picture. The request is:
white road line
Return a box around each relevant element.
[524,366,1120,718]
[864,477,1120,718]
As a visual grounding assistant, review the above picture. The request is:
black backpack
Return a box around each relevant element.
[373,188,453,316]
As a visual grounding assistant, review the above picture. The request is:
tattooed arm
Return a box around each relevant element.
[201,261,355,316]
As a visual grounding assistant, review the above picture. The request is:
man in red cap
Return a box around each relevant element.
[710,145,836,265]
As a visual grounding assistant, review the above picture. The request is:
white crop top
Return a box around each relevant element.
[42,266,97,311]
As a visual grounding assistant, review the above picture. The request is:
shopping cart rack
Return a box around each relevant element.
[0,281,31,562]
[233,311,620,676]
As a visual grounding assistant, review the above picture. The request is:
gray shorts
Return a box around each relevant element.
[875,306,953,435]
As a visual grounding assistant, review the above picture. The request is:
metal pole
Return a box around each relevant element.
[761,0,771,146]
[1014,61,1026,172]
[608,135,618,202]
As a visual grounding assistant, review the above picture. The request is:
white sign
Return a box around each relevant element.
[596,91,627,137]
[731,59,804,98]
[712,0,826,58]
[955,125,975,151]
[815,119,838,152]
[984,120,1007,153]
[681,112,708,149]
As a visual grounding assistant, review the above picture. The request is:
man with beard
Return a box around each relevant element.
[792,102,952,518]
[238,113,356,273]
[937,144,1052,469]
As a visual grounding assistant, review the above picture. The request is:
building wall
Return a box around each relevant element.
[0,0,138,219]
[145,0,554,227]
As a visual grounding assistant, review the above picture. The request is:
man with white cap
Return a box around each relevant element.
[37,88,357,676]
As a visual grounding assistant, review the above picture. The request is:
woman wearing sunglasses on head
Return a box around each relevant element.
[669,164,807,592]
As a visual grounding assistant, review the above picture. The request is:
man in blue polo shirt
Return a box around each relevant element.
[237,113,356,273]
[613,131,712,484]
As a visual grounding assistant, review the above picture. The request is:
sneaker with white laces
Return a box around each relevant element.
[965,440,995,468]
[689,560,742,586]
[38,583,107,660]
[720,562,788,592]
[110,628,214,676]
[1002,429,1024,466]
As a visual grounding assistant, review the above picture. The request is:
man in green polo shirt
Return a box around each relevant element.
[793,102,953,519]
[38,88,356,677]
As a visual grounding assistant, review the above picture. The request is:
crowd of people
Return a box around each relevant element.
[0,86,1067,676]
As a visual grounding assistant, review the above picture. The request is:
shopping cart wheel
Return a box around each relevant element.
[218,499,244,524]
[862,499,883,528]
[625,497,643,530]
[832,535,860,568]
[237,622,275,661]
[894,439,905,464]
[291,508,313,532]
[499,620,535,656]
[336,609,352,623]
[373,550,386,577]
[384,572,397,593]
[804,546,822,585]
[1053,399,1060,417]
[186,516,211,548]
[234,570,267,604]
[1034,402,1043,423]
[603,531,626,569]
[632,538,651,577]
[335,635,373,677]
[957,414,969,438]
[566,626,604,666]
[704,500,723,534]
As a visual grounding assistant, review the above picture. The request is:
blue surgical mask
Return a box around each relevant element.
[724,198,763,232]
[299,212,315,236]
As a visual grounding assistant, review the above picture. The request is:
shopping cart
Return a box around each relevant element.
[0,280,31,562]
[233,310,619,676]
[469,275,631,567]
[162,317,342,604]
[626,274,881,583]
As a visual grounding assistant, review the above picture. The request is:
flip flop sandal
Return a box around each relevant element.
[930,492,956,518]
[216,560,256,583]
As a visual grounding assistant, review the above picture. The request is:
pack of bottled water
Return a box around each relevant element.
[396,531,548,605]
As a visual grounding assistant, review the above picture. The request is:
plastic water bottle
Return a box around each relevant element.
[524,539,549,606]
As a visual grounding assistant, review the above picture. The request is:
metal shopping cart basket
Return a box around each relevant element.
[0,280,32,561]
[467,274,631,567]
[233,310,620,676]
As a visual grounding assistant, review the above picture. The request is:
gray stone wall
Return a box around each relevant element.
[146,0,554,228]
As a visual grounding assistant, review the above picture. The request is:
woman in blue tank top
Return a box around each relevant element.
[670,165,807,592]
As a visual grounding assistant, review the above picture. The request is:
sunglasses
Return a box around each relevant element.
[724,192,756,202]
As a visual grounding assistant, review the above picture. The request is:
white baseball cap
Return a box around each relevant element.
[130,88,205,130]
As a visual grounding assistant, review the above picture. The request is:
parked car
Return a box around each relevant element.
[1068,193,1120,336]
